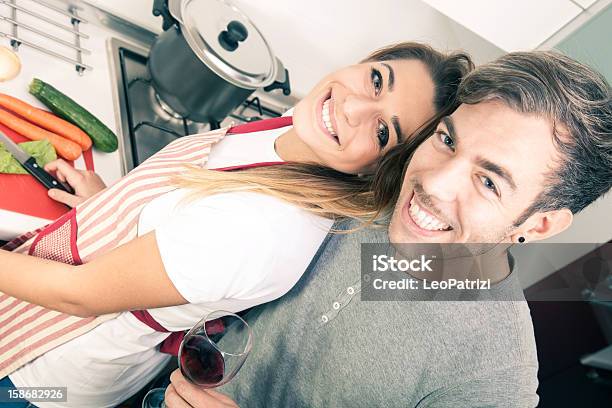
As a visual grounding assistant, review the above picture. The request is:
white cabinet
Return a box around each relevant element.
[420,0,583,51]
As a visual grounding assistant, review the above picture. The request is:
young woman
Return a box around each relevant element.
[0,43,472,407]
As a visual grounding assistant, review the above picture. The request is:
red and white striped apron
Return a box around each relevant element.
[0,117,291,378]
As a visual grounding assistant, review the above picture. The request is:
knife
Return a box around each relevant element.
[0,131,75,194]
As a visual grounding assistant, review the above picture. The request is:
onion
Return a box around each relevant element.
[0,46,21,82]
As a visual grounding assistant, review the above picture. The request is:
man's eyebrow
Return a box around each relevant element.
[441,116,456,141]
[476,157,517,191]
[391,116,404,144]
[381,62,394,92]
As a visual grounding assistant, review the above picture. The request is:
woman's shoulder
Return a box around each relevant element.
[172,190,332,250]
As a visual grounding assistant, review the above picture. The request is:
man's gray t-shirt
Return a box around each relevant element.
[220,221,539,407]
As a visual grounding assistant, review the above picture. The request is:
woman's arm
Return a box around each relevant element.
[0,231,187,317]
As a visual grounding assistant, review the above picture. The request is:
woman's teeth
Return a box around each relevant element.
[322,98,339,143]
[409,197,451,231]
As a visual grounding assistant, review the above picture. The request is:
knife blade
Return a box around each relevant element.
[0,130,75,194]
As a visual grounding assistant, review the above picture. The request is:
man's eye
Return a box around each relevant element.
[371,68,383,96]
[480,175,498,195]
[436,131,454,150]
[377,120,389,148]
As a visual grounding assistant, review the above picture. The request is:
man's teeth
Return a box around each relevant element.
[322,98,338,139]
[409,197,451,231]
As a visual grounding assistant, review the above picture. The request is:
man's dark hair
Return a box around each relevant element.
[457,51,612,225]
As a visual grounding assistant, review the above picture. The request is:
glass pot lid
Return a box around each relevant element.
[171,0,278,89]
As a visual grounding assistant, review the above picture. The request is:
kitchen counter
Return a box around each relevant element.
[0,1,154,240]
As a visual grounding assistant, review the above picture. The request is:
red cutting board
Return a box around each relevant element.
[0,122,95,220]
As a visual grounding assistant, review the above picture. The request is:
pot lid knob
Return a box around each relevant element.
[218,20,248,52]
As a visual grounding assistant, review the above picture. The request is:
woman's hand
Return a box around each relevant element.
[165,369,239,408]
[43,159,107,207]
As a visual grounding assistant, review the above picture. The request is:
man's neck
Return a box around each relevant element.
[394,244,512,285]
[474,248,512,284]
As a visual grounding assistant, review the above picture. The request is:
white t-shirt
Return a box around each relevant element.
[10,125,333,408]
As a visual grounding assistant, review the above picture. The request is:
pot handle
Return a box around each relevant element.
[152,0,178,31]
[263,58,291,96]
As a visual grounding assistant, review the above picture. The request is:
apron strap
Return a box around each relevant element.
[227,116,292,135]
[131,310,184,355]
[132,310,227,355]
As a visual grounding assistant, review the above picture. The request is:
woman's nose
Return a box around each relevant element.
[342,94,377,127]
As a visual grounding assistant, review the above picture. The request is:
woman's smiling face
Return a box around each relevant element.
[292,58,436,174]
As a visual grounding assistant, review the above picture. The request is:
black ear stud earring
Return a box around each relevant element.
[518,236,526,243]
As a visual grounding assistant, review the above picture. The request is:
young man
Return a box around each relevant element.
[164,50,611,407]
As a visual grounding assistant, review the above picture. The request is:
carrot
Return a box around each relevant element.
[0,109,82,161]
[0,93,92,150]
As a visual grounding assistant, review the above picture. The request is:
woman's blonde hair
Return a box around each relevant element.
[173,42,473,227]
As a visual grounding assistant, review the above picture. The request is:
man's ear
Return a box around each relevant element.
[513,208,573,242]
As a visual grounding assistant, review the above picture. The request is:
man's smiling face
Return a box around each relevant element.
[389,100,563,245]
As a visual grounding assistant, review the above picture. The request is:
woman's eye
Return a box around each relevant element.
[371,68,383,96]
[480,175,498,195]
[377,120,389,148]
[436,131,455,150]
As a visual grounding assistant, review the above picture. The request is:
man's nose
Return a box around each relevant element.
[342,94,378,127]
[420,159,467,203]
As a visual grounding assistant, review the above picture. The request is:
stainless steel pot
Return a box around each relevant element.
[150,0,290,126]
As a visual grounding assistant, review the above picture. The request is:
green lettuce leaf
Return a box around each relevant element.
[0,139,57,174]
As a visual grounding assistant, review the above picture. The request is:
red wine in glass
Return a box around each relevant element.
[180,335,224,385]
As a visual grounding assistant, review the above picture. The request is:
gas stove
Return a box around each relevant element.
[107,37,291,175]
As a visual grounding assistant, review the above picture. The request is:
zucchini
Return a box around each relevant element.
[29,78,118,153]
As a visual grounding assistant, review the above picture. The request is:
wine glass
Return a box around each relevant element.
[142,310,252,408]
